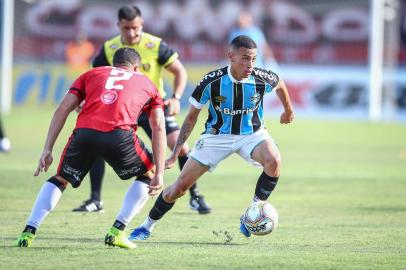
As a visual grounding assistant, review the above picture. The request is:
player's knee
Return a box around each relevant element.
[47,176,68,192]
[179,144,190,156]
[263,156,281,177]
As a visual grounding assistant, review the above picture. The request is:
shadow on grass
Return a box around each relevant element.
[1,236,246,248]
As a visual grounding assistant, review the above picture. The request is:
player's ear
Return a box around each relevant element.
[227,51,234,62]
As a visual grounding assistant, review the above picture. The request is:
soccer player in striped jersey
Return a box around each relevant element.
[129,35,294,240]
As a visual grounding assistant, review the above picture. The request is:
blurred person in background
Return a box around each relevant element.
[229,11,278,71]
[0,117,11,153]
[72,5,211,215]
[65,30,95,77]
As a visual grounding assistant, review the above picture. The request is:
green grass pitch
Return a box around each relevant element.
[1,105,405,270]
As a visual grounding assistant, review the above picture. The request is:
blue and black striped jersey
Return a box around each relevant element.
[189,66,279,135]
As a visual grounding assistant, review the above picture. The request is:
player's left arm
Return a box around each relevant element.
[34,93,80,176]
[164,59,187,116]
[274,80,295,124]
[165,105,201,169]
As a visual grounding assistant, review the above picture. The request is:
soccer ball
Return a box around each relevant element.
[242,201,278,236]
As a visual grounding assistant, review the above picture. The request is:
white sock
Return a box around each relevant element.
[26,181,63,229]
[140,216,158,232]
[116,181,149,226]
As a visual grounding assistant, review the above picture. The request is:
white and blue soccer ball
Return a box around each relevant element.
[242,201,278,236]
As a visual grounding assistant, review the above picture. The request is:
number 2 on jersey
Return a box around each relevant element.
[104,68,133,90]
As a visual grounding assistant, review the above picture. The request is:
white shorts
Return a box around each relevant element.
[189,128,275,172]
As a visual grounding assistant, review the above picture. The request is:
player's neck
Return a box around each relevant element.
[229,67,247,82]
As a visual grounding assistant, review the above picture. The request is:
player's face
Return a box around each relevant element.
[118,17,144,45]
[228,47,257,80]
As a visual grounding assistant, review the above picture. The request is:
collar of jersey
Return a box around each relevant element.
[227,66,249,83]
[120,32,143,47]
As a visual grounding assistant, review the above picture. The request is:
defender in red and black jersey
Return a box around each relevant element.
[76,5,210,215]
[17,48,166,249]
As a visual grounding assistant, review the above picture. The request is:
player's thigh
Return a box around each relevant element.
[57,129,98,188]
[103,129,154,180]
[189,134,234,172]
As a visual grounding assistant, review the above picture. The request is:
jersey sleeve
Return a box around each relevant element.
[142,86,164,114]
[265,70,280,93]
[157,40,178,67]
[67,73,86,102]
[92,46,110,67]
[189,81,210,109]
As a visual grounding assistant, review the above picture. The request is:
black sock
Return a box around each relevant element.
[113,220,126,231]
[255,172,279,201]
[178,155,200,197]
[23,225,36,235]
[89,157,105,202]
[149,192,175,221]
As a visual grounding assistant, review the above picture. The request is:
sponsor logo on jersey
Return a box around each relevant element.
[252,69,275,82]
[109,43,119,50]
[101,91,118,104]
[145,42,155,49]
[214,95,227,103]
[142,63,151,72]
[214,104,259,116]
[198,69,224,85]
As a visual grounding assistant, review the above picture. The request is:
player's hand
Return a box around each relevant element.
[280,110,294,124]
[165,153,178,170]
[34,150,53,176]
[164,98,181,116]
[148,174,163,196]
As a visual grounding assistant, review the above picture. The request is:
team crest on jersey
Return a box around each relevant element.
[142,63,151,72]
[109,43,119,50]
[101,91,118,104]
[214,96,227,103]
[250,93,261,104]
[145,42,155,49]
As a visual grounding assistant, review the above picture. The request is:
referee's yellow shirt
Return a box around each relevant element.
[101,32,178,98]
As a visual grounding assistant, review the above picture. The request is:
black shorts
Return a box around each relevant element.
[138,104,180,138]
[57,128,153,188]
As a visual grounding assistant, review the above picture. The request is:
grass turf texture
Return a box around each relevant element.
[1,105,405,270]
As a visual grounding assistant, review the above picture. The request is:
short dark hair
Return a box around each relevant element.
[113,47,141,67]
[118,5,142,21]
[230,35,257,50]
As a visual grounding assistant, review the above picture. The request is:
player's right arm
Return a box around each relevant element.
[148,107,166,196]
[34,93,80,176]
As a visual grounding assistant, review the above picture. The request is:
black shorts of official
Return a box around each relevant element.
[57,128,153,188]
[138,104,180,139]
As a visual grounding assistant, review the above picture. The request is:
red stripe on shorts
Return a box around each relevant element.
[57,132,75,174]
[132,131,154,171]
